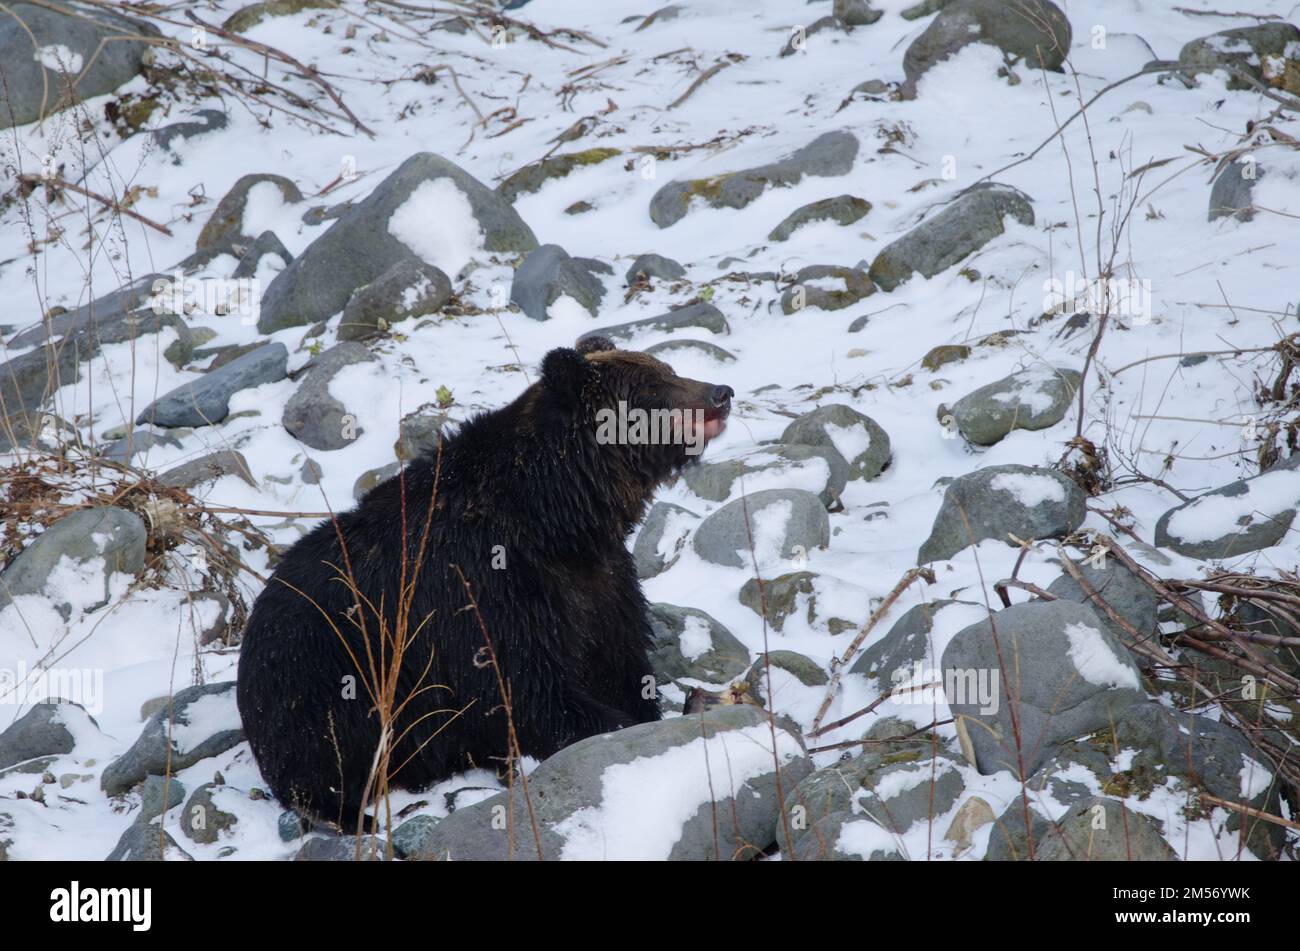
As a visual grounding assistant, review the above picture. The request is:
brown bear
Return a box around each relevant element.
[235,336,733,828]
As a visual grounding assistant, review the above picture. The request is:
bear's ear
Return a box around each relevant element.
[576,335,615,355]
[540,347,592,405]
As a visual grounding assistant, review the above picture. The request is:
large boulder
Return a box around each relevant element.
[101,683,244,796]
[257,153,537,333]
[901,0,1072,97]
[917,464,1085,564]
[683,444,850,509]
[1178,23,1300,90]
[870,183,1034,291]
[136,342,288,428]
[780,404,890,481]
[281,342,376,451]
[950,366,1081,445]
[1154,455,1300,559]
[941,600,1145,779]
[692,489,830,569]
[0,2,159,129]
[509,244,606,321]
[0,507,146,616]
[406,706,809,860]
[647,603,750,684]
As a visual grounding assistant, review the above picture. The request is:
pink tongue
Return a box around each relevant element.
[702,418,725,439]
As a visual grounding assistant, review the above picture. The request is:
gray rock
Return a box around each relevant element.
[407,706,809,860]
[849,599,982,685]
[0,507,146,616]
[1112,702,1285,859]
[278,810,310,842]
[395,404,453,461]
[576,302,728,345]
[0,2,159,130]
[258,152,537,333]
[644,339,736,363]
[6,273,164,351]
[196,173,303,254]
[990,796,1175,862]
[181,782,238,844]
[300,458,323,485]
[353,462,402,501]
[136,342,288,428]
[870,183,1034,291]
[780,15,846,57]
[1208,159,1261,223]
[0,277,178,439]
[902,0,1072,96]
[647,603,750,684]
[625,253,687,285]
[633,502,699,578]
[780,404,890,481]
[1153,455,1300,559]
[510,244,606,321]
[495,147,623,203]
[739,571,858,635]
[0,702,99,770]
[391,815,441,858]
[917,464,1085,564]
[101,683,244,796]
[747,650,828,689]
[282,342,376,451]
[779,726,961,859]
[650,131,859,228]
[684,444,850,510]
[941,600,1145,779]
[769,195,871,242]
[951,366,1081,445]
[294,835,386,861]
[152,109,227,159]
[1023,740,1114,806]
[834,0,882,26]
[692,489,830,568]
[232,230,294,280]
[159,450,256,490]
[780,264,875,313]
[1178,23,1300,89]
[1046,559,1157,649]
[338,259,451,341]
[106,775,191,861]
[901,0,950,19]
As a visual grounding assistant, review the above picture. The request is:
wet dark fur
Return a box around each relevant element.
[235,339,729,826]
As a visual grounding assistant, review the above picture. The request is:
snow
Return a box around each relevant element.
[387,177,485,279]
[989,472,1066,508]
[553,723,803,859]
[168,692,243,755]
[678,615,713,662]
[1063,622,1140,690]
[35,44,82,73]
[1239,755,1274,800]
[822,421,872,468]
[745,498,794,569]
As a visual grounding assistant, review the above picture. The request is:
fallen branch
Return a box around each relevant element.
[20,174,173,236]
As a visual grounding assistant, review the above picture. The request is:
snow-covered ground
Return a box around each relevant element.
[1,0,1298,860]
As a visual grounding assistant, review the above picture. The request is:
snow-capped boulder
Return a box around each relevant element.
[941,600,1145,778]
[917,464,1084,564]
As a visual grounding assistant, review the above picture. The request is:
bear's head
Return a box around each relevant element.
[539,335,733,488]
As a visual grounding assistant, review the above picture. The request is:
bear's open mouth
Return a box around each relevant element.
[683,404,729,444]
